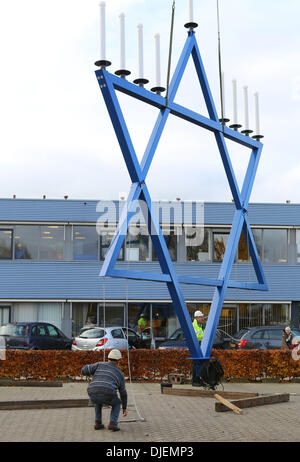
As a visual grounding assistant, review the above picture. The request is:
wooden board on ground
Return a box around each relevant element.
[215,393,290,412]
[0,399,90,410]
[0,380,63,387]
[214,394,243,414]
[161,387,258,399]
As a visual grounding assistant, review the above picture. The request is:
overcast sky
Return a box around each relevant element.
[0,0,299,204]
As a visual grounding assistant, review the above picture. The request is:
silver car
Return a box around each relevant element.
[72,326,129,351]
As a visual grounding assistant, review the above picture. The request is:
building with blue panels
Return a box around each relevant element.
[0,197,299,343]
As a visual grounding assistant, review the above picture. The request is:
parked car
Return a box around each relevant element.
[72,326,152,351]
[158,327,231,350]
[0,322,72,350]
[230,326,300,350]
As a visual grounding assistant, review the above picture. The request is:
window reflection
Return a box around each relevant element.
[73,226,98,260]
[185,227,210,262]
[213,232,229,261]
[0,230,13,259]
[100,233,123,260]
[263,229,287,263]
[14,226,39,260]
[152,228,177,261]
[126,228,149,261]
[40,226,64,260]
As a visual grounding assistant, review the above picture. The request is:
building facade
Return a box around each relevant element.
[0,198,299,342]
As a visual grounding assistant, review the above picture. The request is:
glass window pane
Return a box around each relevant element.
[237,232,249,262]
[297,230,300,263]
[263,229,287,263]
[39,226,65,261]
[73,226,98,260]
[126,229,149,261]
[15,226,39,259]
[185,227,210,262]
[0,229,13,259]
[152,229,177,262]
[152,304,176,338]
[100,233,123,260]
[213,232,229,261]
[252,229,263,259]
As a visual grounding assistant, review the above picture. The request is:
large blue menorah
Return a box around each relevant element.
[95,28,268,372]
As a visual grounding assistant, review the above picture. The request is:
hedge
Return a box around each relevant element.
[1,349,300,382]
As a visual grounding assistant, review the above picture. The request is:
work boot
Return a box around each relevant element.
[108,420,120,431]
[94,420,105,430]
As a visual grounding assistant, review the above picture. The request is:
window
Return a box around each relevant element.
[152,229,177,261]
[14,226,38,259]
[297,230,300,263]
[40,226,64,260]
[100,233,123,260]
[73,226,98,260]
[47,325,60,337]
[15,225,65,260]
[237,232,250,262]
[263,329,282,340]
[126,229,150,261]
[252,229,263,259]
[251,330,264,339]
[213,232,229,261]
[111,328,124,339]
[79,329,105,339]
[0,229,13,259]
[263,229,287,263]
[185,227,210,262]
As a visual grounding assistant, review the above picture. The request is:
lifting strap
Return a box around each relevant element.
[166,1,176,107]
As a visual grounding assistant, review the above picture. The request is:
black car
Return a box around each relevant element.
[158,327,231,350]
[0,322,72,350]
[230,325,300,350]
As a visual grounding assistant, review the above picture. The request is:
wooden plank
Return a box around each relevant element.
[215,393,290,412]
[0,399,90,410]
[214,394,243,414]
[0,380,63,387]
[161,387,258,399]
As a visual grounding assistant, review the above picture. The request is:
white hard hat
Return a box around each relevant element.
[108,349,122,361]
[194,310,204,317]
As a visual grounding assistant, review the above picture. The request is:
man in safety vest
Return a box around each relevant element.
[192,310,205,386]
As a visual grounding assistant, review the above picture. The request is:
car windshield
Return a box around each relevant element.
[79,328,106,339]
[0,325,26,336]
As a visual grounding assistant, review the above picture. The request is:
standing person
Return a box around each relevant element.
[137,312,147,333]
[282,327,293,350]
[81,349,128,431]
[192,310,205,386]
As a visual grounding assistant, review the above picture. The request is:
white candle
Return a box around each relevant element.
[99,2,106,61]
[119,13,125,69]
[254,92,260,136]
[232,79,238,125]
[189,0,194,22]
[154,33,161,87]
[137,24,144,79]
[243,86,249,130]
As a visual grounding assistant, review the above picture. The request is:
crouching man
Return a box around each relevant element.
[81,349,128,431]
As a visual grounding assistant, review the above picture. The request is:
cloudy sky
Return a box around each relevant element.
[0,0,299,204]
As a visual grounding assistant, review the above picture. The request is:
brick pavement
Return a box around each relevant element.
[0,382,300,442]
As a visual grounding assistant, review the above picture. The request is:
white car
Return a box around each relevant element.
[72,326,152,351]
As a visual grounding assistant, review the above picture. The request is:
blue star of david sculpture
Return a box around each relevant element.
[95,28,268,372]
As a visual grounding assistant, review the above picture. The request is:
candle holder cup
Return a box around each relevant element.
[229,123,242,131]
[219,117,230,125]
[115,69,131,79]
[184,22,198,30]
[133,78,149,87]
[252,134,264,141]
[241,129,253,137]
[95,60,112,69]
[151,86,166,95]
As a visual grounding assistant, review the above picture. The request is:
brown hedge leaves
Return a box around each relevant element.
[1,349,300,382]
